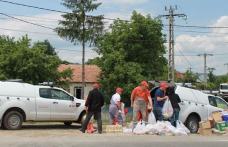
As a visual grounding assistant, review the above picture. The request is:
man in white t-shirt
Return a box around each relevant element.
[109,87,123,125]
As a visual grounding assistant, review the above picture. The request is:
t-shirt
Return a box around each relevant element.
[154,88,165,108]
[131,86,150,102]
[110,93,121,105]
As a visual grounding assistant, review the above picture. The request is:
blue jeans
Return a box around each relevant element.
[153,107,163,121]
[170,108,180,127]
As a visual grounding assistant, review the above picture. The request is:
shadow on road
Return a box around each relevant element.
[21,123,81,130]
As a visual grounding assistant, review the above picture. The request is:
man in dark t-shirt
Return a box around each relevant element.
[153,82,169,121]
[80,83,104,134]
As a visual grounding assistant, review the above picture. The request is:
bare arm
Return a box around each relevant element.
[148,96,153,110]
[130,92,134,107]
[157,96,168,101]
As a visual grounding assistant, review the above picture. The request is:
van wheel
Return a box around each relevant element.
[3,111,23,130]
[64,122,73,126]
[186,115,200,133]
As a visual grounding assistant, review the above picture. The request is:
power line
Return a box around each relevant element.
[0,0,67,13]
[0,13,55,30]
[173,24,228,29]
[2,0,228,30]
[0,27,57,36]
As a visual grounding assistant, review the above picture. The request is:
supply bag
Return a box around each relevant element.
[162,99,173,119]
[176,120,190,134]
[148,112,156,124]
[133,121,147,135]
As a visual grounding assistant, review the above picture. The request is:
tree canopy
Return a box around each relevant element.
[0,35,71,85]
[91,11,167,105]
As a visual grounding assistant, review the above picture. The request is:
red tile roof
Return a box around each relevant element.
[58,64,101,83]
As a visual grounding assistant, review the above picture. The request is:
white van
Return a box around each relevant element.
[176,86,228,133]
[0,81,86,130]
[151,84,228,133]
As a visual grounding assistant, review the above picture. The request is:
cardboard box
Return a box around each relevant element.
[212,128,226,135]
[215,121,226,132]
[208,116,215,127]
[199,121,211,129]
[198,128,212,136]
[103,125,123,133]
[225,121,228,127]
[212,112,223,122]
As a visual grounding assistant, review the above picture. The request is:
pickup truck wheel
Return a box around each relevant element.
[80,112,86,124]
[64,122,72,126]
[3,111,23,130]
[186,115,199,133]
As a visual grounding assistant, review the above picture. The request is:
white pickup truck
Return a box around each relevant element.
[0,81,86,130]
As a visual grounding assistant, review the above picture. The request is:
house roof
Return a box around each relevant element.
[58,64,101,83]
[176,71,185,79]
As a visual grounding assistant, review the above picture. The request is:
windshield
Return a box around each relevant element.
[220,85,228,90]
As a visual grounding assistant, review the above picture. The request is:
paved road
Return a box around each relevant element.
[0,123,228,147]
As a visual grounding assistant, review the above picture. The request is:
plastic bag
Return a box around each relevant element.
[148,112,156,124]
[144,124,158,134]
[133,121,147,135]
[86,122,95,134]
[176,120,190,134]
[123,127,132,134]
[162,99,173,119]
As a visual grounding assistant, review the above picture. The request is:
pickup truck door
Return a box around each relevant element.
[50,89,77,120]
[36,88,52,120]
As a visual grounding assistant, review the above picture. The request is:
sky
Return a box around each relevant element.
[0,0,227,75]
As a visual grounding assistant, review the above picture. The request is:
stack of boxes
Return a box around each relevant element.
[212,112,227,134]
[199,111,228,135]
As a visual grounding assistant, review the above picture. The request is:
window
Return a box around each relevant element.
[215,97,228,109]
[208,96,228,109]
[74,87,82,99]
[51,89,72,101]
[208,96,217,107]
[39,88,51,98]
[221,85,228,90]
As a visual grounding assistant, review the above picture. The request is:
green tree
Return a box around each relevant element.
[33,40,56,55]
[0,35,72,85]
[92,11,167,105]
[183,70,198,83]
[56,0,104,98]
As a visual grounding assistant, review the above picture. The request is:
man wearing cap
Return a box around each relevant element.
[153,82,169,121]
[131,81,153,125]
[80,83,104,134]
[109,87,124,125]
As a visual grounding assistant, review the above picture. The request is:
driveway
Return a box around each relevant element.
[0,123,228,147]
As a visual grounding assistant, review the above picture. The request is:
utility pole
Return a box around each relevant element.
[158,6,187,83]
[198,53,213,83]
[224,63,228,75]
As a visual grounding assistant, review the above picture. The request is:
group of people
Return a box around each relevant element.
[80,81,181,134]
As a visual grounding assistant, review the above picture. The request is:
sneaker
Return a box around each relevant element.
[80,129,85,133]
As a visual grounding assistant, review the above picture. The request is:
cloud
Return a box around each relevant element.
[0,12,98,63]
[174,16,228,75]
[98,0,149,5]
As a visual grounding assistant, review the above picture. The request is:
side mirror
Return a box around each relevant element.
[71,96,74,101]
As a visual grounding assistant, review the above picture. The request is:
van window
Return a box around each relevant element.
[39,88,51,98]
[208,96,217,107]
[51,89,72,101]
[208,96,228,109]
[215,97,228,109]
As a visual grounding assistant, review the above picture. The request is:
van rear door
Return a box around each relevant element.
[176,86,209,121]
